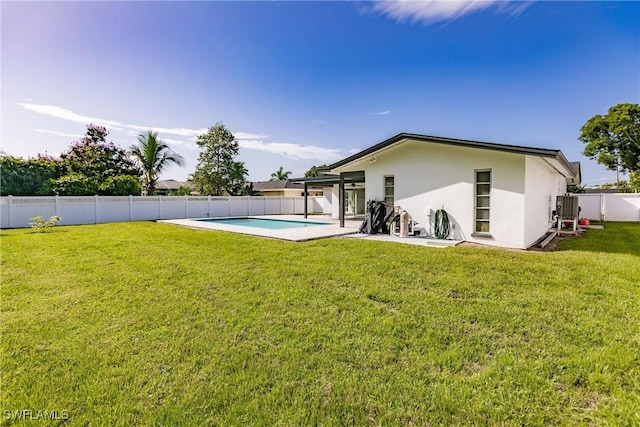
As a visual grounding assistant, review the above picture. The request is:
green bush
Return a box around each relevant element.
[29,215,61,232]
[98,175,141,196]
[0,156,58,196]
[51,173,99,196]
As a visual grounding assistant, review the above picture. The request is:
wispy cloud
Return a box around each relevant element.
[235,132,267,140]
[20,102,206,139]
[238,139,344,163]
[19,102,124,129]
[35,129,83,139]
[370,0,532,25]
[19,102,351,161]
[128,124,208,138]
[365,110,390,116]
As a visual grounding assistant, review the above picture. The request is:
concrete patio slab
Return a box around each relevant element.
[159,215,360,242]
[160,214,461,248]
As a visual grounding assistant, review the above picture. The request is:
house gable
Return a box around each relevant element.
[316,132,579,249]
[324,133,576,179]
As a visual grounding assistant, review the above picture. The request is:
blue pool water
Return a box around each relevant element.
[199,217,330,230]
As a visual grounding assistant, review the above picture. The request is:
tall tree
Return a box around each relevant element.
[270,166,292,181]
[130,130,184,196]
[225,161,249,196]
[580,103,640,185]
[54,124,140,195]
[191,123,243,196]
[59,124,139,180]
[629,172,640,193]
[304,164,327,178]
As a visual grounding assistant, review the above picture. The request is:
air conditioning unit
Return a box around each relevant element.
[556,195,579,218]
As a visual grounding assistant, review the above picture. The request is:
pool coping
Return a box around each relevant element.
[158,215,360,242]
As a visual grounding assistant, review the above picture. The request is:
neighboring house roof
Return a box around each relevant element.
[156,180,194,190]
[319,132,578,179]
[567,161,582,185]
[583,188,622,193]
[252,180,304,191]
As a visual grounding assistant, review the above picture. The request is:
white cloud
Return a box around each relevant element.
[234,132,267,140]
[365,110,390,116]
[18,102,208,139]
[128,124,208,138]
[19,101,350,162]
[19,102,124,128]
[238,139,344,163]
[161,137,188,145]
[160,137,200,151]
[371,0,530,25]
[35,129,83,139]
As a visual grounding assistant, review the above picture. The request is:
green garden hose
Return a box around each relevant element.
[433,209,450,239]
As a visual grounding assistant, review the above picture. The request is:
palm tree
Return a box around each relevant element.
[130,130,184,196]
[270,166,292,181]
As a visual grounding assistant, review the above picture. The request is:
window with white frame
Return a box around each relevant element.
[475,170,491,233]
[384,176,394,207]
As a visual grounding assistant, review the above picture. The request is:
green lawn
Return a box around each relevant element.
[1,222,639,425]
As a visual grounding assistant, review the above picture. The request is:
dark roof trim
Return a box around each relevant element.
[326,133,576,177]
[291,171,365,186]
[569,161,582,178]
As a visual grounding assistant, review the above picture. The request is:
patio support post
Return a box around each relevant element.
[339,174,345,228]
[304,182,308,218]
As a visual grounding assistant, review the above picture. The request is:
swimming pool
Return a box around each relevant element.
[198,217,331,230]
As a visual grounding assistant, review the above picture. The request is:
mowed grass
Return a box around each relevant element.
[1,222,639,426]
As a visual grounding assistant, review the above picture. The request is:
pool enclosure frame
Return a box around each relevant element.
[296,170,365,227]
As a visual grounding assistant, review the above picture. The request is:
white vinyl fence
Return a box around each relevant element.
[0,195,325,229]
[577,193,640,222]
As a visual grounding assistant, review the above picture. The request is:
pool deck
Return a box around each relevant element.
[159,215,360,242]
[160,215,462,247]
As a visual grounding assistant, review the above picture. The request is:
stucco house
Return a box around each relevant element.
[298,133,580,249]
[155,180,195,196]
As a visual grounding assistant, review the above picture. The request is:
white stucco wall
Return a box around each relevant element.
[331,185,340,218]
[337,140,529,248]
[322,189,333,215]
[523,156,567,247]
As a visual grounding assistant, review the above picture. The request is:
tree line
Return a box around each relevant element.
[5,102,634,197]
[0,122,324,197]
[579,102,640,192]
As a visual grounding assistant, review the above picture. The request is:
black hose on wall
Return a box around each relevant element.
[433,209,450,239]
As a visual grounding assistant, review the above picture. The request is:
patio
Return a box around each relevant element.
[160,215,462,247]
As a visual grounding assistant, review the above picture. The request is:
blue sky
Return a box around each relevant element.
[2,1,638,185]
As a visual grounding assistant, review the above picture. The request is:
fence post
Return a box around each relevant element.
[208,195,211,217]
[279,196,282,215]
[129,195,133,221]
[158,195,162,220]
[55,195,59,217]
[246,196,250,216]
[228,196,231,217]
[7,196,13,228]
[184,195,188,218]
[263,196,266,215]
[600,193,605,221]
[94,195,99,224]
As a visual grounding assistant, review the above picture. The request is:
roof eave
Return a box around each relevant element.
[325,132,578,179]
